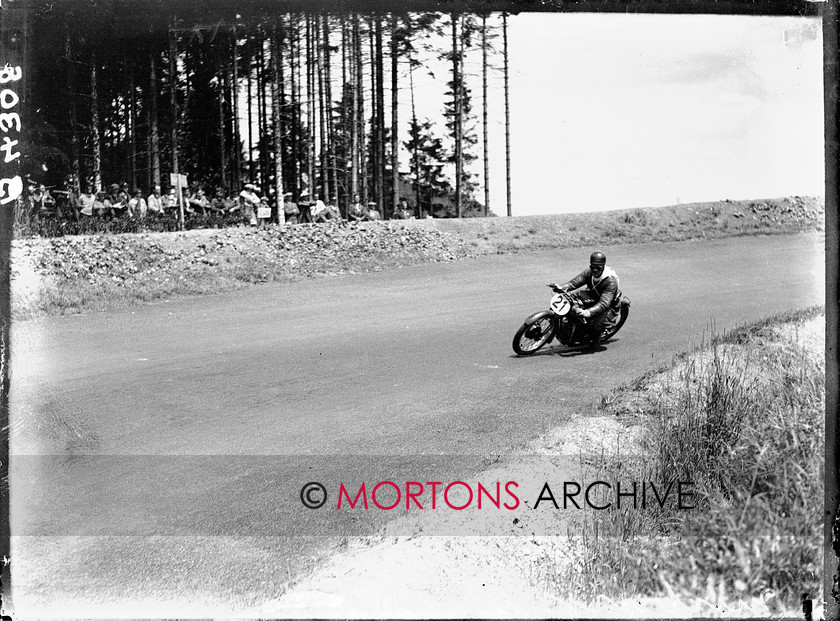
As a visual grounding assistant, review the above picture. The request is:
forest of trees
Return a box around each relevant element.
[23,3,514,223]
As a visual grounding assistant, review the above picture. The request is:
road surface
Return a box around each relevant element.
[10,233,824,617]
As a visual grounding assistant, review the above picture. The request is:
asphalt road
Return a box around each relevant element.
[10,233,824,616]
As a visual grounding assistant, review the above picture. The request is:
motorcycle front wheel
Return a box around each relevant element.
[512,312,557,356]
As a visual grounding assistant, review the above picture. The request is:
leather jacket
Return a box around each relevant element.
[559,266,620,317]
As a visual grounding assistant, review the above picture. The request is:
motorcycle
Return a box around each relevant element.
[512,285,630,356]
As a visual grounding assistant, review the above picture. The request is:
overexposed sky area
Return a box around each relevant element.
[410,13,824,216]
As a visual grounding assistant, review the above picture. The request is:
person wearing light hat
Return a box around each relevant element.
[367,200,381,221]
[239,183,261,225]
[147,185,165,215]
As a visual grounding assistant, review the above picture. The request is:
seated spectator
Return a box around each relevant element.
[209,188,227,214]
[311,198,341,222]
[393,198,413,220]
[367,201,381,221]
[283,192,300,224]
[93,190,108,216]
[128,189,147,219]
[78,184,96,217]
[348,194,368,222]
[188,188,210,215]
[31,184,56,216]
[107,183,127,217]
[147,185,165,215]
[165,187,179,210]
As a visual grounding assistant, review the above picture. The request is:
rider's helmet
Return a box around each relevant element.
[590,251,607,267]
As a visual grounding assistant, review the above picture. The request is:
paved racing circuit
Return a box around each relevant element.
[10,233,824,615]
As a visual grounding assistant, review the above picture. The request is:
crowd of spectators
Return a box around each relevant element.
[21,175,433,235]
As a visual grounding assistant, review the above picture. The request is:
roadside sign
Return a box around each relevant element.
[169,173,188,187]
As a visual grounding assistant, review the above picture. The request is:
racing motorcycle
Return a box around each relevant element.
[512,285,630,356]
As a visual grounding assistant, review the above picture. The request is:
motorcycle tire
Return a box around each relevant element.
[600,302,630,342]
[512,312,557,356]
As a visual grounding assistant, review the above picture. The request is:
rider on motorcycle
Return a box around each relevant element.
[550,251,621,347]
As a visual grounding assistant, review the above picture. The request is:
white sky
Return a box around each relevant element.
[409,13,824,216]
[239,13,824,216]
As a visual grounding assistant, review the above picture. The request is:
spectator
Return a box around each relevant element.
[165,187,179,210]
[30,184,56,216]
[208,188,228,214]
[283,191,300,224]
[93,190,108,216]
[256,195,272,227]
[311,198,341,222]
[128,189,147,219]
[78,184,96,217]
[297,191,313,222]
[107,183,127,217]
[239,183,261,225]
[147,185,165,215]
[367,201,382,221]
[393,198,413,220]
[188,188,210,215]
[348,193,368,222]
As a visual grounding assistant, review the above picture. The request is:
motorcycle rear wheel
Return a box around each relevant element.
[513,312,557,356]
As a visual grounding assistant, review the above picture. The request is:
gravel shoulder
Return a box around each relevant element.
[11,196,823,319]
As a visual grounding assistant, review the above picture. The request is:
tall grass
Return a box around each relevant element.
[543,309,824,610]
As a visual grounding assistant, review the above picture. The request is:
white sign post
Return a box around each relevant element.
[169,172,188,229]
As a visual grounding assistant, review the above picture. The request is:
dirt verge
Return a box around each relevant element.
[12,196,823,318]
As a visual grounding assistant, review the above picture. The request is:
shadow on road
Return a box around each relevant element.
[509,339,617,359]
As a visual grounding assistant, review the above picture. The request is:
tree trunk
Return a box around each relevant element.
[355,15,366,203]
[219,54,227,191]
[231,31,241,190]
[341,15,349,211]
[256,34,264,191]
[271,23,286,225]
[409,53,421,217]
[390,14,399,217]
[452,13,462,218]
[368,18,377,208]
[91,51,102,191]
[246,36,254,184]
[349,15,358,199]
[316,16,327,201]
[375,16,385,217]
[306,14,315,200]
[290,15,300,200]
[482,15,489,217]
[259,33,270,194]
[65,26,81,191]
[503,12,511,217]
[323,14,338,207]
[149,52,161,189]
[129,64,137,190]
[278,16,287,195]
[169,21,184,229]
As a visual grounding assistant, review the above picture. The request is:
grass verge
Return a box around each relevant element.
[541,307,824,613]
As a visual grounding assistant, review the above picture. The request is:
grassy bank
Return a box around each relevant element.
[12,196,823,318]
[541,307,824,612]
